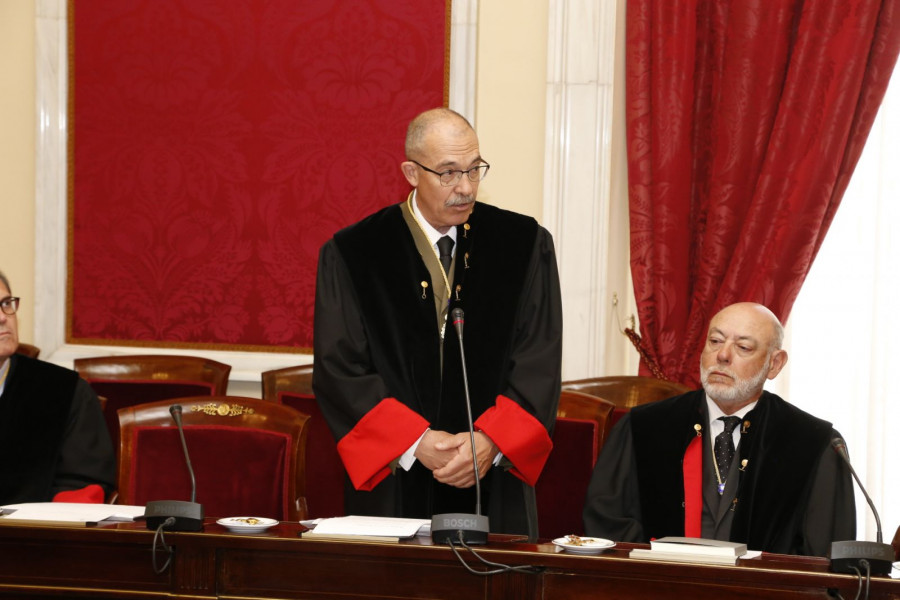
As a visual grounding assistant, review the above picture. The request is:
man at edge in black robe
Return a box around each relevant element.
[0,270,115,505]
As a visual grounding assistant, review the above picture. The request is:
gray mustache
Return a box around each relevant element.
[445,195,475,207]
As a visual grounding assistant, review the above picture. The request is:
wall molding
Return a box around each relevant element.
[543,0,634,380]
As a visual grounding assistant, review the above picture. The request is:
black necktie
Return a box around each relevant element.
[714,416,741,491]
[437,235,454,276]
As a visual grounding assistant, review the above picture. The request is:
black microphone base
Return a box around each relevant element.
[143,500,204,532]
[829,540,893,575]
[431,513,489,545]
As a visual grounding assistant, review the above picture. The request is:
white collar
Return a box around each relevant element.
[706,395,757,423]
[411,189,458,249]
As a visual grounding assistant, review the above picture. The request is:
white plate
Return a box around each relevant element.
[552,536,616,555]
[217,517,279,533]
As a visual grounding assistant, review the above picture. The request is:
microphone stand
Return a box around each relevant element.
[431,308,490,545]
[143,405,205,532]
[828,438,892,575]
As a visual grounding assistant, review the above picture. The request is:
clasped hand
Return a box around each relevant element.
[414,429,499,488]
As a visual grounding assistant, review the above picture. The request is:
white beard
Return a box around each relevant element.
[700,356,770,407]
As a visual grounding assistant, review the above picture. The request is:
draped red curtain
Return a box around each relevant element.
[626,0,900,387]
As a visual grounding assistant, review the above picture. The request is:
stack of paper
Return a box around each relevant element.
[301,515,430,542]
[0,502,145,526]
[629,536,748,565]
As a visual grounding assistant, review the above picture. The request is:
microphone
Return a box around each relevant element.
[828,437,892,575]
[431,307,490,545]
[143,405,205,531]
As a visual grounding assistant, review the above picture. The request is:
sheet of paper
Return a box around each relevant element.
[0,502,145,523]
[310,515,430,538]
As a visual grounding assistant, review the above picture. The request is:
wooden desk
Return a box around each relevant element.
[1,520,897,599]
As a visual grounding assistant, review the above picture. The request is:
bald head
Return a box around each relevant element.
[405,108,475,160]
[711,302,784,352]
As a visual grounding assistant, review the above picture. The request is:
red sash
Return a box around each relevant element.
[682,435,703,537]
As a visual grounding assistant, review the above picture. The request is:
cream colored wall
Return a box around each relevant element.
[474,1,549,221]
[0,1,37,343]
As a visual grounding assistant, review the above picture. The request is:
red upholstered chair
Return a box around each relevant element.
[562,375,691,427]
[74,354,231,456]
[117,396,310,521]
[261,364,346,519]
[536,390,616,540]
[15,343,40,358]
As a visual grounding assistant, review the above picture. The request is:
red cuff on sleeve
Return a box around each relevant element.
[474,395,552,486]
[337,397,429,491]
[52,484,106,504]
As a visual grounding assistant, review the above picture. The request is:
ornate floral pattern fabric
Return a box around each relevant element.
[626,0,900,386]
[69,0,447,350]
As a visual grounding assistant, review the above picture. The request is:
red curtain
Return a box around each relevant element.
[626,0,900,387]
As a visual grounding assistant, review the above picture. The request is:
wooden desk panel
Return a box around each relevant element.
[538,547,895,600]
[0,520,897,600]
[0,525,177,598]
[215,531,535,599]
[219,547,488,599]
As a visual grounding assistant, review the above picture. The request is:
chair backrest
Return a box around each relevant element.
[117,396,309,521]
[536,390,616,540]
[262,364,314,398]
[562,375,692,427]
[261,364,345,519]
[74,354,232,454]
[555,390,617,459]
[15,343,40,358]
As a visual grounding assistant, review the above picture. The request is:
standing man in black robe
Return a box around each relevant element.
[0,270,115,505]
[313,108,563,538]
[583,302,856,556]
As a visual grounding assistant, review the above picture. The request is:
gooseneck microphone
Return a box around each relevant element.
[431,308,490,545]
[828,437,892,575]
[143,404,205,532]
[451,309,483,517]
[171,405,198,504]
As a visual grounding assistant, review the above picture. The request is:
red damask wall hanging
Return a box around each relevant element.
[68,0,449,352]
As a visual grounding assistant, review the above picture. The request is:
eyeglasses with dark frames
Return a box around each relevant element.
[0,297,20,316]
[410,160,490,187]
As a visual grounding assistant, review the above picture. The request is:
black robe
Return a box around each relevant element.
[0,354,116,504]
[313,199,563,537]
[583,390,856,556]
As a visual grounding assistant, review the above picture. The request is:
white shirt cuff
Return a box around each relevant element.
[398,428,429,471]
